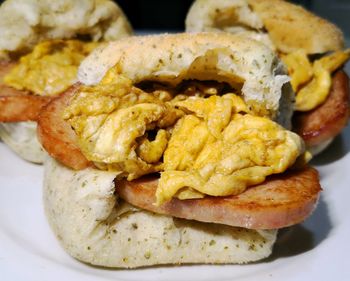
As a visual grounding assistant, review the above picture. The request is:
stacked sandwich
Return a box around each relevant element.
[0,0,132,162]
[38,32,321,268]
[4,0,349,269]
[186,0,350,155]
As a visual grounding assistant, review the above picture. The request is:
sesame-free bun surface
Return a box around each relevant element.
[78,32,293,126]
[0,122,45,163]
[186,0,344,54]
[0,0,132,53]
[43,157,277,268]
[248,0,344,54]
[0,0,132,163]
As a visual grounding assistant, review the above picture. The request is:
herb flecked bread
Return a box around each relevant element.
[78,32,293,128]
[44,157,277,268]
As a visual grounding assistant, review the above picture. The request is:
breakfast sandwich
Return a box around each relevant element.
[186,0,350,155]
[0,0,132,163]
[38,33,321,268]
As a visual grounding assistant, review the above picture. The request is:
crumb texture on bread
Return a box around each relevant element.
[186,0,344,54]
[43,157,277,268]
[0,121,45,163]
[78,33,292,126]
[0,0,132,53]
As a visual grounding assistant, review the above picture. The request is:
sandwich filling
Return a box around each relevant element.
[186,0,350,113]
[282,49,350,111]
[3,40,99,96]
[64,66,305,205]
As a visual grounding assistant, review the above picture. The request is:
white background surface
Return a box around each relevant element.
[0,116,350,281]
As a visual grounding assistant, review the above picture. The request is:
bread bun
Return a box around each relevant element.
[186,0,344,54]
[0,0,132,53]
[43,157,277,268]
[0,122,45,163]
[79,32,293,127]
[0,0,133,164]
[185,0,348,155]
[247,0,344,54]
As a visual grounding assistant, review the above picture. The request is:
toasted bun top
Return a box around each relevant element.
[186,0,344,54]
[186,0,264,33]
[248,0,344,54]
[0,0,132,53]
[78,32,292,125]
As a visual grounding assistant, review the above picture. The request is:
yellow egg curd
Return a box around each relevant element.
[64,67,305,205]
[282,49,350,112]
[4,40,99,96]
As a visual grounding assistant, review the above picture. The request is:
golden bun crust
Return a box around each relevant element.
[248,0,344,54]
[78,32,293,125]
[43,157,277,268]
[185,0,344,54]
[0,0,132,53]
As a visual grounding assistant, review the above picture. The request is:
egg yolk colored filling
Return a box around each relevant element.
[64,67,305,205]
[282,49,350,112]
[4,40,99,96]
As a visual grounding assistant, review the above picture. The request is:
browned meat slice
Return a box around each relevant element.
[117,167,321,230]
[0,61,51,122]
[0,60,16,82]
[0,92,51,122]
[37,85,92,170]
[293,70,349,147]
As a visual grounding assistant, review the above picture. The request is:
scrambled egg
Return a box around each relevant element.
[4,40,98,96]
[64,67,305,205]
[282,49,350,111]
[63,68,184,180]
[158,96,303,205]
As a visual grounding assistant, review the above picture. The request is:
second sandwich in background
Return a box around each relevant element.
[186,0,350,155]
[38,32,321,268]
[0,0,132,163]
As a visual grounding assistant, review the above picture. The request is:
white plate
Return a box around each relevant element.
[0,123,350,281]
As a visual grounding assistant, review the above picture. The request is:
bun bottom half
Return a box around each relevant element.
[0,121,45,163]
[43,157,277,268]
